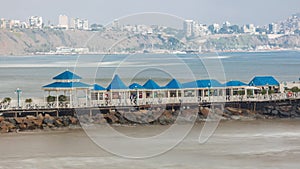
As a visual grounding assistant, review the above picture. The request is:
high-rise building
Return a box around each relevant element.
[193,23,209,36]
[242,24,256,34]
[183,20,194,37]
[70,18,89,30]
[209,23,220,34]
[269,23,279,34]
[29,16,43,29]
[58,15,69,29]
[0,18,6,29]
[223,21,231,28]
[82,19,89,30]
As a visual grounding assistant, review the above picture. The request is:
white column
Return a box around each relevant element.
[85,89,88,107]
[136,90,139,106]
[69,90,72,108]
[110,91,113,105]
[56,91,59,108]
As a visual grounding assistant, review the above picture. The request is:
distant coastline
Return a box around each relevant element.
[1,29,300,56]
[2,47,300,57]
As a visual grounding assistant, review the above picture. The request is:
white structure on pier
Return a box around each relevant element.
[42,70,90,108]
[40,70,284,108]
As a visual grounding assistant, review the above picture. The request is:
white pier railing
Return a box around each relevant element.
[1,92,300,110]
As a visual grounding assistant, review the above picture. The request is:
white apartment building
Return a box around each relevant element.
[29,16,43,29]
[58,15,69,29]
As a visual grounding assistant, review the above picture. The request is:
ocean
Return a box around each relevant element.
[0,52,300,168]
[0,120,299,169]
[0,51,299,99]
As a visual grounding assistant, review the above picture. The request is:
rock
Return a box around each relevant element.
[43,114,54,125]
[19,123,27,130]
[69,117,78,125]
[271,110,279,116]
[24,119,36,130]
[62,116,70,126]
[37,114,44,120]
[162,110,173,119]
[26,115,37,120]
[1,125,8,133]
[279,111,290,118]
[7,118,17,126]
[105,114,118,123]
[223,109,233,116]
[0,116,4,122]
[44,114,54,120]
[33,119,43,127]
[226,107,242,115]
[231,115,241,120]
[54,119,63,126]
[14,117,24,124]
[158,116,168,125]
[47,123,55,128]
[200,108,210,117]
[0,121,15,133]
[115,112,127,124]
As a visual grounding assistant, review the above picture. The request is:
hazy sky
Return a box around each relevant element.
[1,0,300,26]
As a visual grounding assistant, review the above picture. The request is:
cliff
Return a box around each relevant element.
[1,29,300,55]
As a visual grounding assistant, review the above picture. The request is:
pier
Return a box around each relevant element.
[1,70,300,113]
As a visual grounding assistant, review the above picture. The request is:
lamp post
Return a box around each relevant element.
[134,85,138,106]
[266,83,269,96]
[208,82,211,101]
[15,88,22,109]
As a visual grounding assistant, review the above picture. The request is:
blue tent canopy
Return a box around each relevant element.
[183,79,224,88]
[107,74,128,90]
[248,76,279,86]
[43,82,90,89]
[129,83,144,89]
[225,80,247,87]
[143,79,160,89]
[164,79,182,89]
[53,70,82,80]
[93,84,106,91]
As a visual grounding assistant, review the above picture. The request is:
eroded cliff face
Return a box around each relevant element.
[1,28,300,56]
[0,29,177,55]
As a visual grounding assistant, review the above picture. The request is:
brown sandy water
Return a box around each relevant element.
[0,120,300,169]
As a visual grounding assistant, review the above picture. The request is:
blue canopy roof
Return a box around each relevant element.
[43,82,90,89]
[249,76,279,86]
[107,74,128,90]
[225,80,247,87]
[129,83,144,89]
[143,79,160,89]
[93,84,106,91]
[53,70,82,80]
[164,79,182,89]
[183,79,224,88]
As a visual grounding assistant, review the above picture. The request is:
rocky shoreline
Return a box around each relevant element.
[1,100,300,133]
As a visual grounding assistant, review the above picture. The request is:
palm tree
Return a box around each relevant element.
[25,98,33,105]
[58,95,67,102]
[2,97,11,105]
[46,96,56,103]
